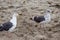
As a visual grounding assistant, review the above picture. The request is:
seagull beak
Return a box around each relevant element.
[18,13,22,15]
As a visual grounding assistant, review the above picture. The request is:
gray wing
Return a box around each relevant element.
[2,22,13,31]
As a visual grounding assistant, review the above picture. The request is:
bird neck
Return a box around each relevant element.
[12,16,17,21]
[44,13,51,22]
[12,13,17,20]
[10,15,17,25]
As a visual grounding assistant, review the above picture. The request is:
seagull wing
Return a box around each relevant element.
[2,22,13,31]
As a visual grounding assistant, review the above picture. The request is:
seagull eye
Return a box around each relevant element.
[47,10,50,12]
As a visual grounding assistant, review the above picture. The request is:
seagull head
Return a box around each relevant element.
[13,13,18,17]
[46,9,52,13]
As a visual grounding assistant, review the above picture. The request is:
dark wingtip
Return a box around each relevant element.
[0,26,4,31]
[34,16,41,23]
[33,16,45,23]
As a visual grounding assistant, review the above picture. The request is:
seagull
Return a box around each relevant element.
[31,9,52,23]
[0,13,18,32]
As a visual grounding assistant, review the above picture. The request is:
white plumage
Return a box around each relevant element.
[41,9,51,23]
[0,13,18,32]
[8,13,18,32]
[45,9,51,21]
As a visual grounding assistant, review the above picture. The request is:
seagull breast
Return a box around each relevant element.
[8,13,17,32]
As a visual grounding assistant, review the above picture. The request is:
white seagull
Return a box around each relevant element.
[0,13,18,32]
[32,9,52,23]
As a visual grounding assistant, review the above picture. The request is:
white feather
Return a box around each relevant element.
[8,13,18,32]
[44,13,51,22]
[41,9,51,23]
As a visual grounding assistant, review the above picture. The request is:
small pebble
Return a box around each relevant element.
[1,16,4,18]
